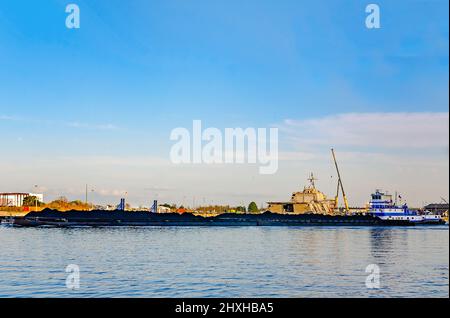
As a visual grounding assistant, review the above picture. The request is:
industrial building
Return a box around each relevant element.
[424,203,449,215]
[0,193,44,207]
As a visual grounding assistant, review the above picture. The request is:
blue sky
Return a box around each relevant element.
[0,0,448,206]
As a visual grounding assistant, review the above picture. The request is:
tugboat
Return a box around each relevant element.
[368,190,444,225]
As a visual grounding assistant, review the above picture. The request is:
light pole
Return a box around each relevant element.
[90,189,95,210]
[34,185,38,212]
[85,185,96,210]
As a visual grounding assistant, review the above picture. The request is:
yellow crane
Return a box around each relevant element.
[331,148,349,213]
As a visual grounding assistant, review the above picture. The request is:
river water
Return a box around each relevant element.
[0,225,448,297]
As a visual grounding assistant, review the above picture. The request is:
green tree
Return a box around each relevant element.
[248,202,258,213]
[70,200,84,205]
[58,196,68,203]
[23,196,42,207]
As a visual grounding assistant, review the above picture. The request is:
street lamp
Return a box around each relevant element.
[34,185,38,212]
[84,184,96,211]
[90,189,95,210]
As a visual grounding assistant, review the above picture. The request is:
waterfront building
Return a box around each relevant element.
[0,193,44,207]
[423,203,449,215]
[157,205,171,213]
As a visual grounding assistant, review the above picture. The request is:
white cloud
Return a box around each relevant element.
[57,155,170,167]
[67,122,118,130]
[1,114,118,131]
[96,189,129,197]
[0,115,18,120]
[277,151,317,161]
[279,112,449,150]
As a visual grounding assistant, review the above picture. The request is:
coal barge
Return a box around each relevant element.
[6,209,421,227]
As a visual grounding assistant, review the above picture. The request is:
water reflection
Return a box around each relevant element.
[369,227,411,263]
[0,226,448,297]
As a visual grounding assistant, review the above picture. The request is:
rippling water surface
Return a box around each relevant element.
[0,226,448,297]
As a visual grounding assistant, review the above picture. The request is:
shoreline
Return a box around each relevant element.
[5,209,429,227]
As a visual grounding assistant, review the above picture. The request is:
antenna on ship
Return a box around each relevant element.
[150,200,158,213]
[308,172,317,189]
[331,148,349,214]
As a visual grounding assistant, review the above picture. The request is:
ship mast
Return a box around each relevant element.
[331,148,349,213]
[308,172,317,189]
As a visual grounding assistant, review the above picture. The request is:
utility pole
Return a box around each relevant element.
[34,184,38,212]
[85,184,88,211]
[90,189,95,210]
[85,185,95,211]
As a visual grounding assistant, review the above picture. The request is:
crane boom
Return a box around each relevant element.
[335,179,340,208]
[331,148,349,213]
